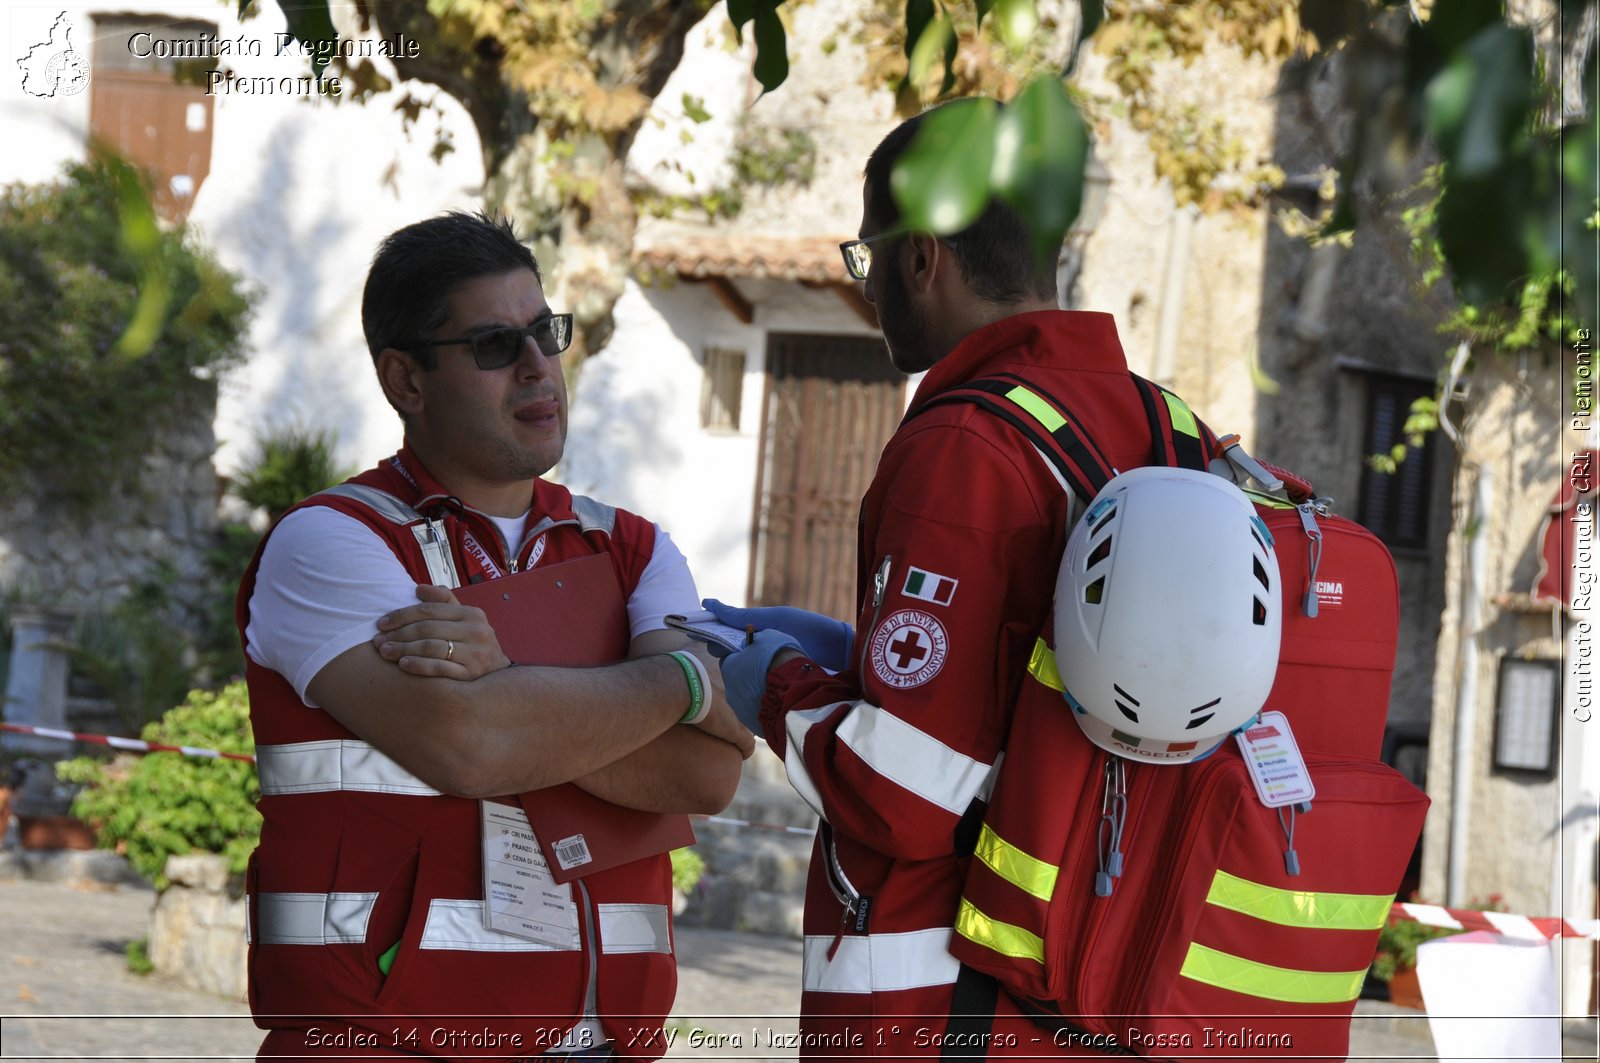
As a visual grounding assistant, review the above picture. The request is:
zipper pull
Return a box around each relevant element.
[827,901,858,960]
[871,556,892,608]
[1296,502,1324,618]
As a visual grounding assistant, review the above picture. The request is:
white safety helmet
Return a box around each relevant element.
[1054,466,1282,764]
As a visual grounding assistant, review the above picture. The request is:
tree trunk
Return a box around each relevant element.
[365,0,714,407]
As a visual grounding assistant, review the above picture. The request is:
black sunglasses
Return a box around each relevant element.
[403,313,574,369]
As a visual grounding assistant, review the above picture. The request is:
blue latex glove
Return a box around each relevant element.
[702,599,855,672]
[718,628,802,731]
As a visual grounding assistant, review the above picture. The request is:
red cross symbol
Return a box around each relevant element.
[889,630,930,670]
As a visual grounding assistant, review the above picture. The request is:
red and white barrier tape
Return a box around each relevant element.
[10,721,1600,937]
[690,813,815,837]
[0,722,257,763]
[1390,902,1600,941]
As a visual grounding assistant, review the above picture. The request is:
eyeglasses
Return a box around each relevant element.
[838,230,906,281]
[402,313,574,369]
[838,230,957,281]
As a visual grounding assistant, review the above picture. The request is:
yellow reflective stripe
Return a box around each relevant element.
[1004,385,1067,433]
[1207,870,1393,931]
[1242,487,1295,509]
[974,825,1058,901]
[1162,391,1200,439]
[1180,943,1367,1003]
[1027,638,1064,692]
[954,899,1045,964]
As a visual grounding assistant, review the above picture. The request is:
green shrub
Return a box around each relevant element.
[70,566,196,734]
[669,846,705,894]
[231,427,353,521]
[125,938,154,976]
[56,681,258,889]
[0,157,252,513]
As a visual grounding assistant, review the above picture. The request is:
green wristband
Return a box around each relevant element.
[667,651,710,724]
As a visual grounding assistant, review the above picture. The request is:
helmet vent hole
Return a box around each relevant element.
[1084,577,1106,605]
[1251,525,1266,550]
[1253,597,1267,625]
[1253,557,1269,590]
[1090,502,1117,535]
[1187,713,1215,730]
[1086,538,1112,569]
[1117,701,1139,723]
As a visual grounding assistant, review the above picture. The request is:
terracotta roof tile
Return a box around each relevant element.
[633,234,852,285]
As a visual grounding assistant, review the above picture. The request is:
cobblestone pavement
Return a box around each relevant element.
[1,877,1594,1062]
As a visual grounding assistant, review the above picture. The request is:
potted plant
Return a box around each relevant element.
[1370,894,1506,1009]
[9,756,95,851]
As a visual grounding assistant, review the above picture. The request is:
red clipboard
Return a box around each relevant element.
[454,553,695,883]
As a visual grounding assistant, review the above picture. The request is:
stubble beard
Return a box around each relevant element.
[877,259,936,376]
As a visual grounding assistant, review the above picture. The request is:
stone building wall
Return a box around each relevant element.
[0,395,221,647]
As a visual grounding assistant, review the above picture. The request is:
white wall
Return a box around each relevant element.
[561,276,882,605]
[4,1,485,477]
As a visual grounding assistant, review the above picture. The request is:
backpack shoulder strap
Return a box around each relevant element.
[910,376,1118,502]
[1129,375,1218,473]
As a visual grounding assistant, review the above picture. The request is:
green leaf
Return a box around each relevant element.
[905,0,935,61]
[274,0,339,82]
[975,0,993,27]
[751,3,788,95]
[1423,25,1534,181]
[682,93,712,124]
[991,76,1089,261]
[991,0,1038,51]
[1421,0,1502,59]
[726,0,756,36]
[1078,0,1104,42]
[107,160,168,359]
[1562,119,1600,325]
[1434,170,1534,307]
[907,15,954,93]
[1066,0,1104,75]
[893,97,999,234]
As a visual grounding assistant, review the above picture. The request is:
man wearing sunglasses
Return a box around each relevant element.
[238,211,753,1060]
[709,101,1220,1057]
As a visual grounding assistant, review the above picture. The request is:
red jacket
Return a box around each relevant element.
[238,446,676,1060]
[757,311,1182,1057]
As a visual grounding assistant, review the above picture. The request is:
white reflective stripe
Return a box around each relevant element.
[835,703,993,816]
[801,928,960,994]
[318,483,421,526]
[255,891,378,945]
[597,903,672,954]
[412,521,461,588]
[570,494,618,537]
[257,740,441,796]
[785,702,848,821]
[420,900,580,952]
[975,750,1004,804]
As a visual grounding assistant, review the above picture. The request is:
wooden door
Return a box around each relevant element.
[748,333,905,622]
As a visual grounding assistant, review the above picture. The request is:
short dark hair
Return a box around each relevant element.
[864,100,1058,304]
[361,211,541,370]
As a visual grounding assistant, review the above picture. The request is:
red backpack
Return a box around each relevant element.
[920,374,1428,1061]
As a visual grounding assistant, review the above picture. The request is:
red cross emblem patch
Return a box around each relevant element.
[869,609,949,689]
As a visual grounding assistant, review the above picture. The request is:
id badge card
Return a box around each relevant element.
[480,802,581,948]
[1234,711,1315,808]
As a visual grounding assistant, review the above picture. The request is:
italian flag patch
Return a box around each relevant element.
[903,566,958,606]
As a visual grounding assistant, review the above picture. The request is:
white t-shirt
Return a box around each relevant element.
[245,505,699,705]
